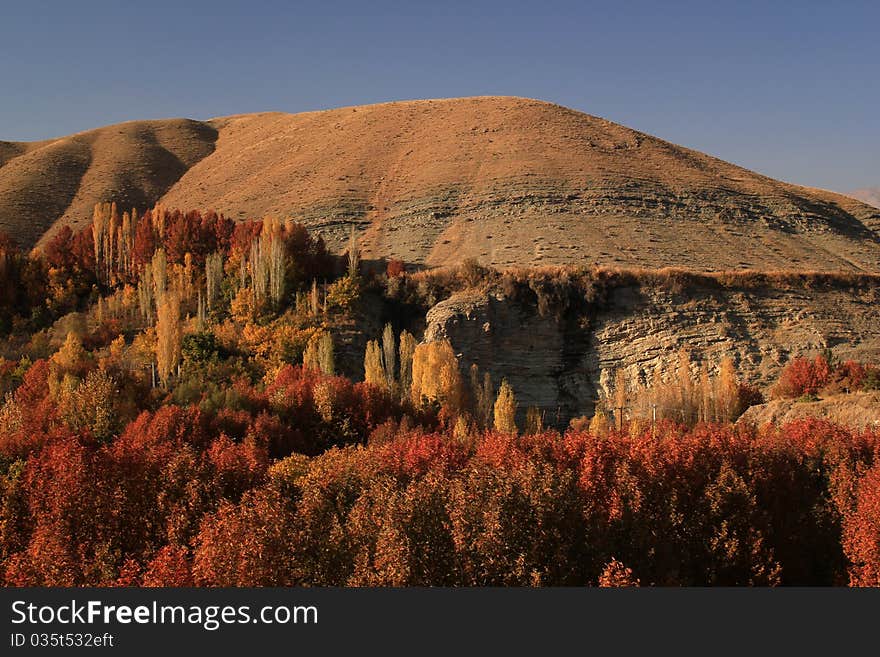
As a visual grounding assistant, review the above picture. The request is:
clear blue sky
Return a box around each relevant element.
[1,0,877,192]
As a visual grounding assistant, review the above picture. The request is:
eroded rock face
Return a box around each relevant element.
[424,291,590,424]
[423,282,880,424]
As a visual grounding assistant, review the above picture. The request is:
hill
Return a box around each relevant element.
[849,187,880,209]
[2,96,879,270]
[0,119,217,248]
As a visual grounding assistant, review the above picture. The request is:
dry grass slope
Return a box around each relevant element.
[0,119,217,249]
[2,96,879,270]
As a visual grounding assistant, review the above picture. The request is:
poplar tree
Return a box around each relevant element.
[317,331,335,375]
[156,293,181,388]
[382,323,396,386]
[268,233,286,307]
[304,330,335,375]
[151,248,167,304]
[249,238,269,303]
[309,279,320,316]
[469,364,494,429]
[398,330,416,397]
[524,406,544,434]
[205,252,224,310]
[613,368,627,430]
[347,224,360,279]
[410,340,463,412]
[364,340,386,387]
[138,265,154,325]
[494,379,518,434]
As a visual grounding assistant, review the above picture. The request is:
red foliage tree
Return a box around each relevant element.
[142,545,194,587]
[42,226,76,270]
[192,488,299,586]
[843,463,880,586]
[775,355,832,398]
[386,258,405,278]
[131,211,158,271]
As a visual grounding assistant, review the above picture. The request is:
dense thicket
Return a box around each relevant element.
[2,404,879,585]
[0,205,878,587]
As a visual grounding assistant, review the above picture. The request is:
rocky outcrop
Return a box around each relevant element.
[737,392,880,430]
[423,280,880,424]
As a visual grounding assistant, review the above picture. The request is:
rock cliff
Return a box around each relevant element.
[423,278,880,424]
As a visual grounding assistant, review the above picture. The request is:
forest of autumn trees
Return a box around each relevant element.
[0,204,879,587]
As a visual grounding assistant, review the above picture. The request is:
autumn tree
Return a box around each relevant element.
[267,231,285,307]
[774,354,832,399]
[588,410,610,437]
[364,340,386,387]
[382,324,396,387]
[156,293,181,388]
[92,202,111,284]
[598,559,640,587]
[50,332,89,378]
[347,224,360,279]
[57,369,117,441]
[398,331,416,397]
[524,406,543,434]
[844,464,880,586]
[309,279,320,316]
[137,265,154,325]
[151,249,168,304]
[304,331,334,375]
[493,379,517,434]
[410,340,463,413]
[469,364,494,429]
[205,252,224,310]
[676,350,696,422]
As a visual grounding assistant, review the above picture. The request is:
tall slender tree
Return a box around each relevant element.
[156,293,181,388]
[494,379,518,434]
[364,340,386,387]
[382,323,396,386]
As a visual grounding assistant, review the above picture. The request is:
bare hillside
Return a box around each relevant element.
[2,96,879,270]
[0,119,217,248]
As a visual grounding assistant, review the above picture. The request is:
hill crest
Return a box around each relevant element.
[2,96,879,271]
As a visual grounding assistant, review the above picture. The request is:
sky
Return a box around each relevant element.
[1,0,877,192]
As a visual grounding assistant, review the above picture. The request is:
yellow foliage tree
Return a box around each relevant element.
[151,248,167,304]
[382,323,396,386]
[304,330,334,375]
[364,339,387,387]
[51,332,88,375]
[57,369,117,441]
[398,330,417,396]
[493,379,518,434]
[524,406,544,434]
[589,411,610,437]
[156,293,181,388]
[410,339,463,412]
[48,332,89,400]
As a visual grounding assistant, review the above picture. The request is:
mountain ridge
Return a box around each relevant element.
[2,96,879,271]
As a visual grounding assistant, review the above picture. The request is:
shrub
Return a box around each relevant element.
[774,355,832,399]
